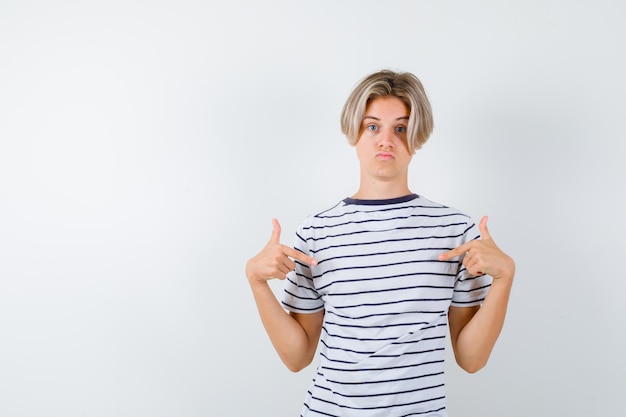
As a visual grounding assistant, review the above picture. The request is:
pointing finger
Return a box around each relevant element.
[438,242,470,261]
[284,246,318,266]
[267,219,318,266]
[479,216,492,240]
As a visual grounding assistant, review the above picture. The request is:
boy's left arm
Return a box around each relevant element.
[440,216,515,373]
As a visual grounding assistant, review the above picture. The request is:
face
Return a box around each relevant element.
[355,96,412,184]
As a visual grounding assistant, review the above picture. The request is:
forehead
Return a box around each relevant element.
[364,96,409,118]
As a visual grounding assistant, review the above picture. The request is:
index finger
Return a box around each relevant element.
[283,245,318,266]
[438,242,471,261]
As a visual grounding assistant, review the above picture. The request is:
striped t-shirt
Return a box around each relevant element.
[281,194,492,417]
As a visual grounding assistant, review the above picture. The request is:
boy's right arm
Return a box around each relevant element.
[246,219,323,372]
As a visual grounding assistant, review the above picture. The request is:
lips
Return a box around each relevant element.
[376,152,394,160]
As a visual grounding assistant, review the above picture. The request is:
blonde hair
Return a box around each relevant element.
[340,70,434,153]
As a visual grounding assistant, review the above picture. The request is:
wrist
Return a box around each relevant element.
[491,261,515,284]
[491,271,515,288]
[247,271,270,289]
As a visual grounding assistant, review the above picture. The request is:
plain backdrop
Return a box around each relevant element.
[1,1,625,416]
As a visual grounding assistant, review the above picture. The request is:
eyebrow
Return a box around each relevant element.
[363,116,409,121]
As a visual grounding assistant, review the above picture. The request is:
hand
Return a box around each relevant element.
[246,219,318,285]
[438,216,515,281]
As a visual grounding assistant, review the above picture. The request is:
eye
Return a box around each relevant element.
[367,124,378,132]
[395,126,407,133]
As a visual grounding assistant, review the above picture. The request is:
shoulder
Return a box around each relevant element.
[296,199,349,235]
[413,195,480,241]
[411,194,473,221]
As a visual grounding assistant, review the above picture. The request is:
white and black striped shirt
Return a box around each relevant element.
[282,194,491,417]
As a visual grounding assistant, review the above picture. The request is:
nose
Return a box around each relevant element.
[378,127,394,149]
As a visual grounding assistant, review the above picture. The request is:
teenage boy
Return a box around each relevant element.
[246,70,515,417]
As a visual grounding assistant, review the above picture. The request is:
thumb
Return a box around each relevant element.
[269,218,282,243]
[479,216,492,240]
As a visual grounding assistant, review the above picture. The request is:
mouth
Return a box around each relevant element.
[376,152,395,160]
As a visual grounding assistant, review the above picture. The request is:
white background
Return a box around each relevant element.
[1,1,625,416]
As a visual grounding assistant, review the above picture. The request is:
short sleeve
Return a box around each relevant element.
[451,221,493,307]
[281,227,324,313]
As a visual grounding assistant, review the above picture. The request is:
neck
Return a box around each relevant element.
[352,178,411,200]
